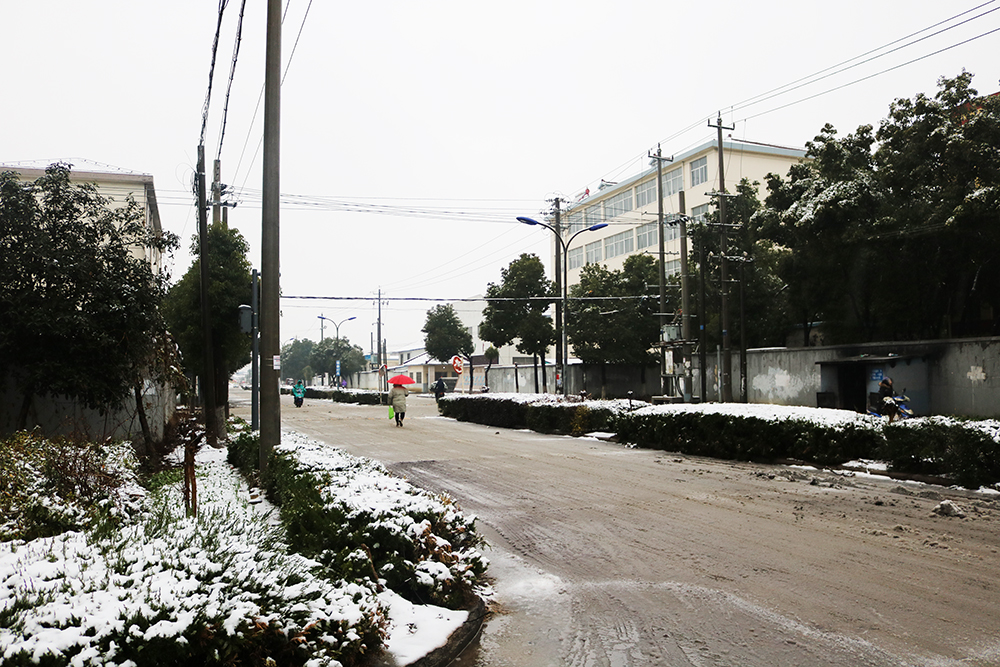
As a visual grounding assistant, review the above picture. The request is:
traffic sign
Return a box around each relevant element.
[451,355,464,374]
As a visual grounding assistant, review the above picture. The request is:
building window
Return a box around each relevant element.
[585,240,602,264]
[415,371,422,383]
[636,221,658,250]
[603,190,633,220]
[635,178,657,208]
[567,246,584,270]
[565,211,584,236]
[603,230,634,260]
[665,259,681,276]
[690,157,708,187]
[585,203,602,226]
[691,203,711,222]
[662,167,683,196]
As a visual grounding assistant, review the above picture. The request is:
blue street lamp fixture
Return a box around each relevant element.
[518,215,608,395]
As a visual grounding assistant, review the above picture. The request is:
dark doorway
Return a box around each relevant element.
[837,364,869,413]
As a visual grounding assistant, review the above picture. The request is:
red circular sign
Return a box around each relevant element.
[451,355,464,374]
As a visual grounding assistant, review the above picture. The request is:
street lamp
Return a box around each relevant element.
[318,314,356,342]
[517,215,608,395]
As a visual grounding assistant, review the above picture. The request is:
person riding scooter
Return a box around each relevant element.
[293,380,306,408]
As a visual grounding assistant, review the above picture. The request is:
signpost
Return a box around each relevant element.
[451,355,464,375]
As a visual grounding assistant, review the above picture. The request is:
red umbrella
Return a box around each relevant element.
[388,374,416,385]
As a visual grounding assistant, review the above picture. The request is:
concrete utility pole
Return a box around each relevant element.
[259,0,281,471]
[251,269,259,431]
[679,190,692,402]
[649,145,674,397]
[376,289,383,400]
[708,114,735,402]
[552,198,563,389]
[196,144,218,447]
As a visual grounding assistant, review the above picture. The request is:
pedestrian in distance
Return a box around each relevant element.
[389,383,409,427]
[432,377,446,403]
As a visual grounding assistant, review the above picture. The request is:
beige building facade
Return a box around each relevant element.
[556,138,807,285]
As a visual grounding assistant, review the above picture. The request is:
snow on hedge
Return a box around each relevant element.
[441,391,647,414]
[0,446,385,666]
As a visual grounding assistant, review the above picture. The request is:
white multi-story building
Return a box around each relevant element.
[555,138,806,286]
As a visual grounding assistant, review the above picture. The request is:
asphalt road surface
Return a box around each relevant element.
[233,390,1000,666]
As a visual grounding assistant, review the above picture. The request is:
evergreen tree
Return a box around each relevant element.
[0,164,178,432]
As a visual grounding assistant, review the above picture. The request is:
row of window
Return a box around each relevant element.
[566,222,684,273]
[563,156,709,235]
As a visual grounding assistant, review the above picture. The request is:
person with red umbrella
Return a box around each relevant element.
[388,375,414,427]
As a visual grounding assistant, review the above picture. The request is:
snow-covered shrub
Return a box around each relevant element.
[0,431,143,542]
[438,393,531,428]
[882,417,1000,488]
[261,435,487,609]
[615,405,884,464]
[439,392,645,435]
[0,450,387,667]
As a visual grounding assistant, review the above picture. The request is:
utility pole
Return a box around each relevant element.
[376,289,383,400]
[251,269,260,430]
[679,190,692,402]
[196,144,218,447]
[259,0,281,471]
[552,197,563,391]
[212,159,222,225]
[708,114,734,402]
[649,145,674,398]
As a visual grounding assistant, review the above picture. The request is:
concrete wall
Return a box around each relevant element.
[744,337,1000,418]
[350,337,1000,417]
[1,374,176,443]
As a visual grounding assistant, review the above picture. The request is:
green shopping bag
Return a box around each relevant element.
[388,405,395,420]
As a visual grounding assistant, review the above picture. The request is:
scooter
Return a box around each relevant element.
[868,394,914,420]
[294,395,304,408]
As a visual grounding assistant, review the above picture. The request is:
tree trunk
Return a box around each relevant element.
[532,355,539,393]
[541,355,547,393]
[16,390,32,431]
[468,356,474,392]
[133,380,152,457]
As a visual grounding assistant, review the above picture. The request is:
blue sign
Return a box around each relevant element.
[870,369,884,381]
[336,360,341,375]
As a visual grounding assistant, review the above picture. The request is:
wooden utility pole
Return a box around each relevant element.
[259,0,281,471]
[196,144,218,446]
[708,114,734,402]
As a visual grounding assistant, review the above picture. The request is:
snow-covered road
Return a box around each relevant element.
[246,391,1000,666]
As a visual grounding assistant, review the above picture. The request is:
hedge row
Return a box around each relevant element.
[437,394,631,435]
[613,411,1000,489]
[228,421,487,608]
[614,411,881,466]
[438,396,1000,490]
[280,386,387,405]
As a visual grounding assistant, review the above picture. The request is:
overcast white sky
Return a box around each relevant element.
[3,1,999,354]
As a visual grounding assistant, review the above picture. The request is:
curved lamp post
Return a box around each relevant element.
[517,216,608,395]
[318,314,356,342]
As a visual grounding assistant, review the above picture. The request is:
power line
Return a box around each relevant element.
[199,0,229,147]
[742,25,1000,123]
[730,1,1000,114]
[566,3,1000,203]
[216,0,248,161]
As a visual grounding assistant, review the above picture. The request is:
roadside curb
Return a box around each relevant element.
[409,596,487,667]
